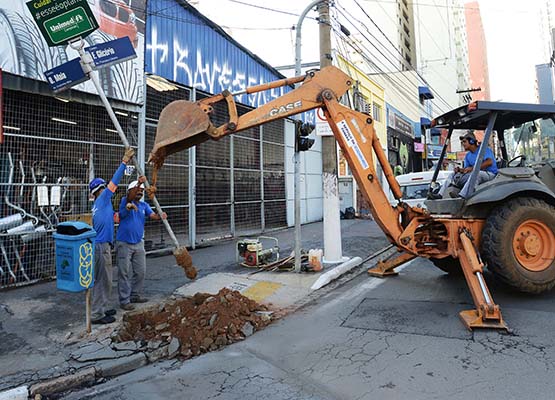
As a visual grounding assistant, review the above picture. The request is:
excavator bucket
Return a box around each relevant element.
[148,100,212,168]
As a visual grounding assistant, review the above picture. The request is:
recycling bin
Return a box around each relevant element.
[53,221,96,292]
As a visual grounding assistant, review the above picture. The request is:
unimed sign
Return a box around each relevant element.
[26,0,99,46]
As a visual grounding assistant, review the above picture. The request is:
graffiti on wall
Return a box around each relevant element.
[148,30,286,110]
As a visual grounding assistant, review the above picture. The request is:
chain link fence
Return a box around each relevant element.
[1,77,288,288]
[0,88,139,288]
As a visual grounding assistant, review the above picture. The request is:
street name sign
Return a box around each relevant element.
[27,0,99,47]
[44,58,88,92]
[85,36,137,69]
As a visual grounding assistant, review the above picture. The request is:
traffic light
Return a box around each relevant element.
[296,121,315,152]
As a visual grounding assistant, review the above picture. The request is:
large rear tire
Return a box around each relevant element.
[482,197,555,294]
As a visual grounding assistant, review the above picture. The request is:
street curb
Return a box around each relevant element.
[0,386,27,400]
[311,257,363,290]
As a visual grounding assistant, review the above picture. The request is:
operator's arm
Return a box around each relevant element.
[106,148,134,197]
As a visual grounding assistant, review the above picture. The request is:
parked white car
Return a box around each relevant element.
[389,170,452,208]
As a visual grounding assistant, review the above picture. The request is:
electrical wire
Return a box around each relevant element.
[346,0,457,109]
[332,3,454,113]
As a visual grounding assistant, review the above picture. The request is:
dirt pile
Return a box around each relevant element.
[115,288,273,359]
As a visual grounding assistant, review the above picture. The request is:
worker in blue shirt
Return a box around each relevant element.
[88,147,134,324]
[452,131,498,198]
[116,178,166,310]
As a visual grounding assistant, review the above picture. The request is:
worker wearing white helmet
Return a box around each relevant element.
[115,176,166,310]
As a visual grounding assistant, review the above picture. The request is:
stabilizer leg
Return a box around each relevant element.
[367,252,416,277]
[458,229,508,331]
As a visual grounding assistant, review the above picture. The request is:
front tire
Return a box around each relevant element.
[482,197,555,293]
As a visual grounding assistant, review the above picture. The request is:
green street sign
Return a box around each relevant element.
[27,0,99,47]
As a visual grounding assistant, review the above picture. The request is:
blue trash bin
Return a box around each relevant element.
[53,221,96,292]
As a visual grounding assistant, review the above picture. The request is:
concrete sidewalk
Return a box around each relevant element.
[0,219,388,397]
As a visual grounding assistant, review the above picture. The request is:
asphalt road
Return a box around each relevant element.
[63,257,555,400]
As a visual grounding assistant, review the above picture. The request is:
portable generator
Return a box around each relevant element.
[236,237,279,267]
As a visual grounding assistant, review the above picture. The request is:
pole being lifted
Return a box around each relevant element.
[294,0,326,273]
[70,38,198,280]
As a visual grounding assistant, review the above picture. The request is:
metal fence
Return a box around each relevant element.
[145,77,287,246]
[1,78,288,288]
[0,88,139,288]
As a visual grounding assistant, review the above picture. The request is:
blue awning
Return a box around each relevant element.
[418,86,434,100]
[430,127,442,136]
[420,117,431,128]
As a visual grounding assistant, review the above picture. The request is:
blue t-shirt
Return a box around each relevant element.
[464,147,498,174]
[92,163,126,243]
[116,197,154,244]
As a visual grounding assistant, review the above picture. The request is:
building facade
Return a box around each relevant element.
[464,1,490,102]
[0,0,322,288]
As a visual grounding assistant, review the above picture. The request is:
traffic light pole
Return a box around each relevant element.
[294,0,325,272]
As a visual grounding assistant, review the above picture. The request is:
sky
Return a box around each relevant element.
[479,0,546,103]
[193,0,551,105]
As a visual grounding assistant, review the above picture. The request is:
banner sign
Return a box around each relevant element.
[26,0,99,46]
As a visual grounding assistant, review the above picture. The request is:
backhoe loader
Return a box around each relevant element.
[148,67,555,330]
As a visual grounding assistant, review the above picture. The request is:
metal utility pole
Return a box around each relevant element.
[294,0,325,272]
[318,1,344,263]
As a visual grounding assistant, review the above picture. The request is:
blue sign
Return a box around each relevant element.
[86,36,137,69]
[427,144,444,159]
[44,58,88,93]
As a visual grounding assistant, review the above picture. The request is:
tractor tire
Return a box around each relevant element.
[431,256,462,275]
[482,197,555,294]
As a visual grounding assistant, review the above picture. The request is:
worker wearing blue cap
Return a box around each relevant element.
[88,147,134,324]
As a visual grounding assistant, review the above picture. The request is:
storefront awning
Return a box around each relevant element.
[420,117,431,128]
[430,127,442,136]
[418,86,434,100]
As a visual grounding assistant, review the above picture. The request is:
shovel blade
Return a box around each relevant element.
[149,100,212,167]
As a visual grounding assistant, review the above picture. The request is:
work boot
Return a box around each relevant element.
[120,303,135,311]
[130,296,149,303]
[105,309,116,316]
[92,315,116,325]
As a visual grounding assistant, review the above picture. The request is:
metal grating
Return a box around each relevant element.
[0,89,139,288]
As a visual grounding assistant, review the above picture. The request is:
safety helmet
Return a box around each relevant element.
[128,180,142,192]
[89,178,106,195]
